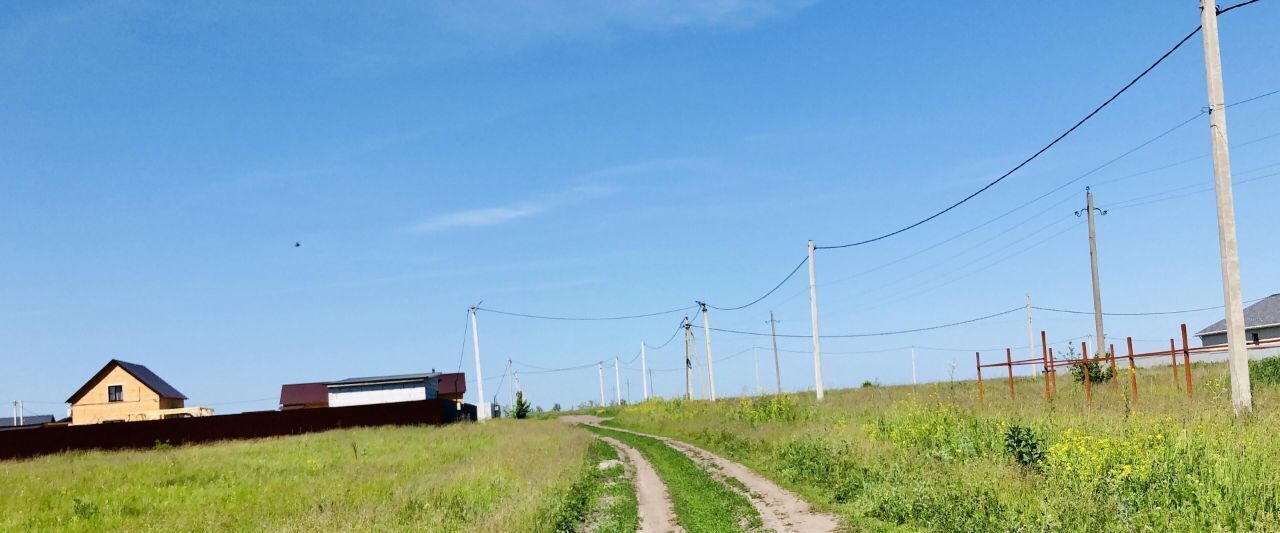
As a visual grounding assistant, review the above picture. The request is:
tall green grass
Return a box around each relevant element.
[607,360,1280,531]
[0,420,593,532]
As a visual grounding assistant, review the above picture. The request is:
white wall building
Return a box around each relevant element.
[326,373,440,408]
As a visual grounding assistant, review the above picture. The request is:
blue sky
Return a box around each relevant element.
[3,1,1279,414]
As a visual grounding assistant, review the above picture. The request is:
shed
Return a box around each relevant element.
[1197,293,1280,346]
[326,373,441,408]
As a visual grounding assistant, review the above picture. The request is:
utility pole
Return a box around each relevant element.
[614,356,622,406]
[649,368,655,399]
[1200,0,1252,413]
[698,302,717,401]
[1077,188,1107,358]
[1026,293,1036,376]
[683,317,693,400]
[753,346,762,395]
[597,362,606,407]
[469,305,489,421]
[640,341,649,401]
[769,312,782,394]
[10,401,16,428]
[911,346,918,385]
[506,359,514,413]
[807,240,825,401]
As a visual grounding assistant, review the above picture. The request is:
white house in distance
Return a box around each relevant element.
[326,373,441,408]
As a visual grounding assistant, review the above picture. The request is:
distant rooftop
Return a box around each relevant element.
[0,415,55,428]
[327,373,441,387]
[1197,294,1280,336]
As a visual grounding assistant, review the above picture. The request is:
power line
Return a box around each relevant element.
[815,24,1206,250]
[476,304,697,322]
[456,309,470,371]
[709,306,1024,339]
[511,360,599,375]
[707,256,808,311]
[1033,297,1265,317]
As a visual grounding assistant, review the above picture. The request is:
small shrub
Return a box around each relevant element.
[514,391,531,419]
[1003,424,1044,468]
[732,394,812,426]
[153,440,174,451]
[1070,361,1114,383]
[1249,357,1280,385]
[72,498,99,520]
[861,380,879,388]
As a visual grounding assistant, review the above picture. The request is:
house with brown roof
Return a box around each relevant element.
[66,359,212,425]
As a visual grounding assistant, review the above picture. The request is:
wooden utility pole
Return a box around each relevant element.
[1079,188,1107,358]
[1200,0,1252,413]
[769,312,782,394]
[469,305,489,421]
[807,240,825,401]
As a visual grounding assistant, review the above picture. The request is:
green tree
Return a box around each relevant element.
[514,391,531,419]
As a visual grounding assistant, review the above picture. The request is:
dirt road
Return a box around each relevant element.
[562,415,839,532]
[598,436,683,533]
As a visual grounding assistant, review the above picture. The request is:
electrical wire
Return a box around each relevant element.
[645,318,689,350]
[708,306,1024,339]
[476,304,697,321]
[707,256,808,311]
[1033,297,1265,317]
[456,309,470,371]
[815,24,1206,250]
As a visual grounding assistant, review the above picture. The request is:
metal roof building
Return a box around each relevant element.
[326,373,442,408]
[1197,294,1280,346]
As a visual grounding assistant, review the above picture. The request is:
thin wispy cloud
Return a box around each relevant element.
[412,184,610,233]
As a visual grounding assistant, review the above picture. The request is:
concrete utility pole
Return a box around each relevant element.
[807,240,825,401]
[683,317,693,400]
[1078,188,1107,358]
[698,302,717,401]
[753,346,762,395]
[614,356,622,406]
[1026,293,1036,376]
[911,346,918,385]
[597,362,606,407]
[507,359,514,413]
[640,341,649,400]
[1200,0,1252,413]
[469,306,489,421]
[769,312,782,394]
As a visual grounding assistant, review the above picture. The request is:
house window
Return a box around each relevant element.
[108,385,123,402]
[1254,333,1262,344]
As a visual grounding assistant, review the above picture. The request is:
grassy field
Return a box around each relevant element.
[587,426,760,533]
[604,360,1280,531]
[0,420,595,532]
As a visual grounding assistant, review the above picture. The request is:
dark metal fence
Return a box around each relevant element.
[0,399,476,461]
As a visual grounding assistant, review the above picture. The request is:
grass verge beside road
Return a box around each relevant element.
[0,420,592,532]
[585,425,760,533]
[604,361,1280,531]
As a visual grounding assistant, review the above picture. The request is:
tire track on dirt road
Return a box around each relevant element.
[562,416,682,532]
[563,415,839,533]
[597,435,684,533]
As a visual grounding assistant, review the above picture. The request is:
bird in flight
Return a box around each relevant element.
[294,242,302,248]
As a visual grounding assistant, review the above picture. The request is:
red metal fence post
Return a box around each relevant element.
[1082,341,1092,404]
[976,352,984,401]
[1126,337,1138,404]
[1049,347,1056,395]
[1041,331,1051,400]
[1181,324,1193,398]
[1109,343,1117,377]
[1006,347,1015,400]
